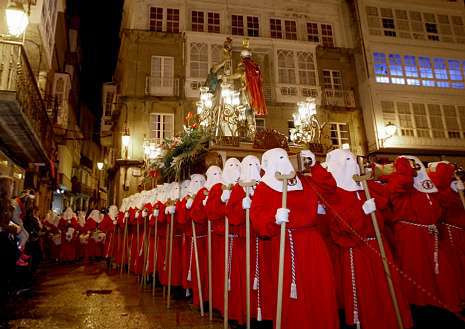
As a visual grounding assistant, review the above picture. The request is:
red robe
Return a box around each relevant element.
[224,183,259,324]
[58,217,79,261]
[100,214,116,259]
[429,163,465,305]
[250,179,339,329]
[204,183,227,314]
[387,157,461,311]
[153,202,167,283]
[190,187,210,306]
[43,220,60,261]
[114,212,126,265]
[83,218,105,258]
[326,182,413,329]
[176,197,193,291]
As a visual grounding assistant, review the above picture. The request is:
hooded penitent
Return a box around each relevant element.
[399,155,438,193]
[188,174,206,196]
[240,155,261,184]
[326,149,363,192]
[204,165,223,190]
[180,180,191,199]
[261,148,302,192]
[222,158,241,186]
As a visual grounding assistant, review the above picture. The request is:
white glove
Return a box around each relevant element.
[362,198,376,215]
[167,205,176,215]
[275,208,290,225]
[317,203,326,215]
[186,198,193,209]
[135,210,140,218]
[242,197,251,210]
[153,209,159,217]
[202,197,208,207]
[221,189,231,203]
[142,209,148,218]
[458,179,465,191]
[164,207,169,215]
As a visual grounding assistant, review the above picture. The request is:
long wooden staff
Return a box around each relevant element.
[192,219,205,316]
[454,172,465,210]
[144,224,152,287]
[224,213,229,329]
[167,202,175,309]
[152,210,159,296]
[353,159,404,329]
[107,222,117,270]
[205,190,213,321]
[120,215,128,276]
[136,217,140,282]
[162,218,170,298]
[274,171,295,329]
[127,226,133,276]
[140,214,149,288]
[239,181,256,329]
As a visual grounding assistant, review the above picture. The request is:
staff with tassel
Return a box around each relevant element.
[239,180,256,329]
[352,158,404,329]
[152,206,160,296]
[274,171,295,329]
[191,219,205,316]
[120,212,129,276]
[204,189,213,321]
[167,182,180,309]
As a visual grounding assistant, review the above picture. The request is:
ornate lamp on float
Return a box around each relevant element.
[289,97,326,153]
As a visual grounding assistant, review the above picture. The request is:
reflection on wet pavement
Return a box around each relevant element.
[1,263,223,329]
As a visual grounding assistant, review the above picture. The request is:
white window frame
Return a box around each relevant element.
[365,5,465,44]
[150,113,175,145]
[275,48,318,102]
[189,10,220,33]
[381,101,465,140]
[306,21,334,46]
[147,56,175,96]
[329,122,350,148]
[149,7,180,32]
[230,14,260,37]
[270,17,283,39]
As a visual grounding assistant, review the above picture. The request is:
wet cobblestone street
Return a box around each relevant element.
[0,263,223,329]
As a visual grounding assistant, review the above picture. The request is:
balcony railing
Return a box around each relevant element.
[145,76,179,96]
[321,89,356,108]
[0,41,55,160]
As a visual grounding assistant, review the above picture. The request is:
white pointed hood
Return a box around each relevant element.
[400,155,438,193]
[204,166,223,190]
[169,182,181,201]
[261,148,302,192]
[326,149,363,192]
[88,209,102,223]
[180,180,191,199]
[108,205,118,220]
[240,155,261,184]
[77,211,86,226]
[62,207,75,220]
[222,158,241,186]
[189,174,206,196]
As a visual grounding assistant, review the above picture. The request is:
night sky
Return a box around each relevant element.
[69,0,124,117]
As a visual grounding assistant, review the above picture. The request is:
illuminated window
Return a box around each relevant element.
[150,113,174,144]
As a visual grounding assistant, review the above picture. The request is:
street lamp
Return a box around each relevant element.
[289,97,324,146]
[122,126,131,159]
[97,162,104,171]
[5,2,29,37]
[383,122,397,139]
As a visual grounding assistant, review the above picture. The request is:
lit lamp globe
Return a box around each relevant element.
[97,162,104,171]
[122,129,131,147]
[6,2,29,36]
[384,122,397,138]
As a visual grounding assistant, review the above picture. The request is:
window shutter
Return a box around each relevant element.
[163,57,174,87]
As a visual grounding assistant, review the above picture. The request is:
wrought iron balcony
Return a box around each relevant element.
[0,41,54,167]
